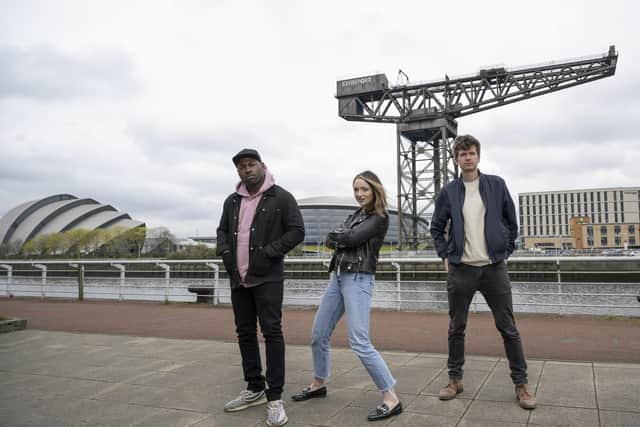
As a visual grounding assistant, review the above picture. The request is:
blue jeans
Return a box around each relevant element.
[311,272,396,392]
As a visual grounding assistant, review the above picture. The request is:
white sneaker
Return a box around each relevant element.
[266,399,288,426]
[223,389,267,412]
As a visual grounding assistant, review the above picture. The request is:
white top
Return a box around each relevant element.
[461,178,490,266]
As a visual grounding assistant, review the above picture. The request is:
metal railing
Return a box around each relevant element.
[0,257,639,316]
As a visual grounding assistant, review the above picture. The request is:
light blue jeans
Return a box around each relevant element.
[311,272,396,392]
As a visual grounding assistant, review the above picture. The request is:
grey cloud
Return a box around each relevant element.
[126,122,236,156]
[0,45,137,101]
[126,120,299,164]
[469,78,638,149]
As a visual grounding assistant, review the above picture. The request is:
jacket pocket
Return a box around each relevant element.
[250,247,274,276]
[258,205,282,231]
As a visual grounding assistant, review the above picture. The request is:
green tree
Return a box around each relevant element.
[45,232,64,255]
[63,229,91,258]
[169,243,215,259]
[31,234,50,256]
[125,226,146,258]
[82,229,111,255]
[22,239,36,257]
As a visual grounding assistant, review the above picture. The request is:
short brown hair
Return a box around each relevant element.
[453,134,481,159]
[353,170,387,217]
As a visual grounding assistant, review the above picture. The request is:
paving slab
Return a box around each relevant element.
[594,365,640,412]
[528,405,599,427]
[536,362,597,408]
[2,329,639,426]
[2,298,640,426]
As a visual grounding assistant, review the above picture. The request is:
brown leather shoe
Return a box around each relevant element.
[515,384,537,409]
[439,378,463,400]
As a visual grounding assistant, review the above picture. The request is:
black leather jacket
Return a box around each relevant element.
[326,208,389,274]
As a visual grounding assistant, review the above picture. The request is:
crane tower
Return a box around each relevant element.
[336,46,618,249]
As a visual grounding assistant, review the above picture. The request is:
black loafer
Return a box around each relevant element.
[367,401,403,421]
[290,386,327,401]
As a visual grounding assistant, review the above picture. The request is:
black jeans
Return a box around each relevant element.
[230,280,285,401]
[446,261,528,384]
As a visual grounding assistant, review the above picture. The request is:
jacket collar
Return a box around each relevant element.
[236,169,275,197]
[455,169,483,187]
[349,207,371,227]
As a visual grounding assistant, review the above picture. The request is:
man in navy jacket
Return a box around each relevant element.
[430,135,536,410]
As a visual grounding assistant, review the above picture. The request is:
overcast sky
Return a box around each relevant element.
[1,0,638,237]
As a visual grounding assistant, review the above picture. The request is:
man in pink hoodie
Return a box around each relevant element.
[217,148,304,426]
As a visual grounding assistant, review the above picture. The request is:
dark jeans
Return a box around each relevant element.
[446,261,528,384]
[230,280,284,401]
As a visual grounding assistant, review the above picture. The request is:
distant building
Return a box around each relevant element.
[297,196,428,248]
[518,187,639,250]
[0,194,145,253]
[189,236,216,245]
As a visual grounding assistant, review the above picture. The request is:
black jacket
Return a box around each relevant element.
[216,184,305,288]
[326,208,389,274]
[430,171,517,265]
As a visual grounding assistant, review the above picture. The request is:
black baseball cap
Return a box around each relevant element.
[232,148,262,166]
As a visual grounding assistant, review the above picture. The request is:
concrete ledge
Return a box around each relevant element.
[187,286,214,303]
[0,318,27,333]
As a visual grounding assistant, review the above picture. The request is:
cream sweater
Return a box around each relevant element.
[461,178,491,266]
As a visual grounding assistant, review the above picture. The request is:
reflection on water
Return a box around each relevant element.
[282,280,640,317]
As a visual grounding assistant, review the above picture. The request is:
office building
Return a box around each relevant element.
[518,187,639,250]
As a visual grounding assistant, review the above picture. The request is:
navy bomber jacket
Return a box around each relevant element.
[429,171,518,265]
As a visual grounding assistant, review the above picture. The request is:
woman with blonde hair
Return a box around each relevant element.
[291,170,402,422]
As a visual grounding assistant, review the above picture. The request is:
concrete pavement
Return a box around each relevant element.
[2,329,640,427]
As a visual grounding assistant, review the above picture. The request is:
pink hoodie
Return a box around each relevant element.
[235,169,275,287]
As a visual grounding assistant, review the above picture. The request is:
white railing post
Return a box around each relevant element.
[157,263,170,302]
[33,264,47,298]
[206,263,220,305]
[69,263,84,300]
[556,258,563,306]
[391,262,401,310]
[111,264,125,301]
[0,264,12,296]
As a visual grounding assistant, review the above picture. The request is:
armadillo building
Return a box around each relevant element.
[0,194,145,252]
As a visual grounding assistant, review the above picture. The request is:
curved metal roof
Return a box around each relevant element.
[297,196,358,208]
[0,194,145,249]
[297,196,428,227]
[38,202,113,235]
[297,196,402,213]
[0,194,77,244]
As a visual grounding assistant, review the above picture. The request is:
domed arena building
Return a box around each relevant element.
[297,196,428,247]
[0,194,145,253]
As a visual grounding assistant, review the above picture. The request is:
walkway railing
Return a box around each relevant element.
[1,257,639,316]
